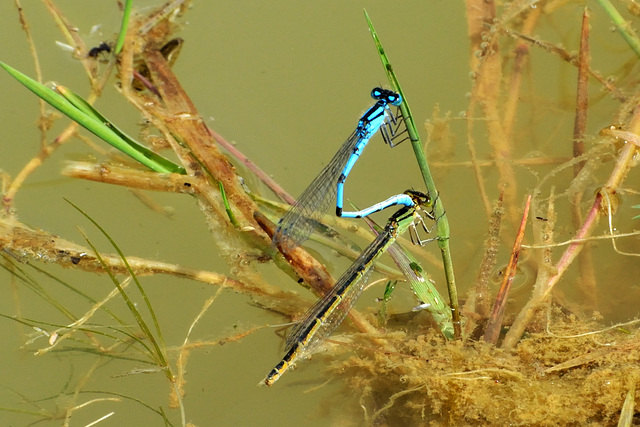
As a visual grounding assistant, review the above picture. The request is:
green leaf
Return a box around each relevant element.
[115,0,133,54]
[0,61,185,174]
[56,84,185,174]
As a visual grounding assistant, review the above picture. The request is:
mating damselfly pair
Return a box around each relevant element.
[272,88,411,251]
[264,89,451,386]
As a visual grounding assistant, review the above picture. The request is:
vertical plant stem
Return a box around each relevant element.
[503,129,639,349]
[13,0,47,149]
[484,194,531,344]
[464,0,494,217]
[462,189,504,338]
[594,0,640,59]
[114,0,133,54]
[573,9,590,172]
[364,10,461,338]
[467,0,520,223]
[503,5,541,139]
[571,8,598,310]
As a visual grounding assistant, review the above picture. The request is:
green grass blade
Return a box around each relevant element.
[594,0,640,59]
[218,181,239,227]
[114,0,133,54]
[65,199,171,378]
[0,256,77,321]
[364,10,461,338]
[0,312,154,360]
[80,233,166,366]
[0,61,184,174]
[363,10,429,186]
[22,260,128,326]
[55,84,185,174]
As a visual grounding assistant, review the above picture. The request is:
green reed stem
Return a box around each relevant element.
[364,10,461,338]
[594,0,640,59]
[115,0,133,54]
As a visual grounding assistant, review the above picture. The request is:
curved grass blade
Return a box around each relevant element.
[363,11,461,338]
[0,61,184,174]
[0,256,76,321]
[114,0,133,54]
[55,84,185,174]
[64,199,171,381]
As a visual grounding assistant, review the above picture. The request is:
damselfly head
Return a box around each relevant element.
[387,92,402,106]
[370,87,402,107]
[404,189,431,208]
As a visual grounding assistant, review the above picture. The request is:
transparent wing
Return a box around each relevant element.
[272,129,361,250]
[284,224,395,354]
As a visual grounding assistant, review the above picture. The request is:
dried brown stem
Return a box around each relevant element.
[503,120,640,349]
[503,5,541,138]
[573,8,590,172]
[111,15,358,325]
[466,0,520,221]
[0,217,302,312]
[208,128,295,206]
[571,8,598,310]
[14,0,47,149]
[62,162,197,193]
[501,28,626,103]
[466,190,505,325]
[484,194,531,344]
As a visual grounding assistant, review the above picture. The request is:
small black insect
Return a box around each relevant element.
[88,42,111,58]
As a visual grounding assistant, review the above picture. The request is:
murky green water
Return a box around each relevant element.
[1,1,639,425]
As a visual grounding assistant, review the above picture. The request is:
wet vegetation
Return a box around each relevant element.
[1,1,640,425]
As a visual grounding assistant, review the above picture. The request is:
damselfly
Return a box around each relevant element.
[273,88,407,251]
[385,232,454,339]
[263,190,433,386]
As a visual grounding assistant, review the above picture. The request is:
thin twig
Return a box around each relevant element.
[208,128,295,206]
[503,121,640,349]
[503,4,541,138]
[484,194,531,344]
[463,189,504,338]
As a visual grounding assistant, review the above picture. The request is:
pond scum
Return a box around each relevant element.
[1,1,640,425]
[325,310,640,425]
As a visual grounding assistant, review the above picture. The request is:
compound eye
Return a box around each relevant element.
[371,87,384,99]
[389,93,403,106]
